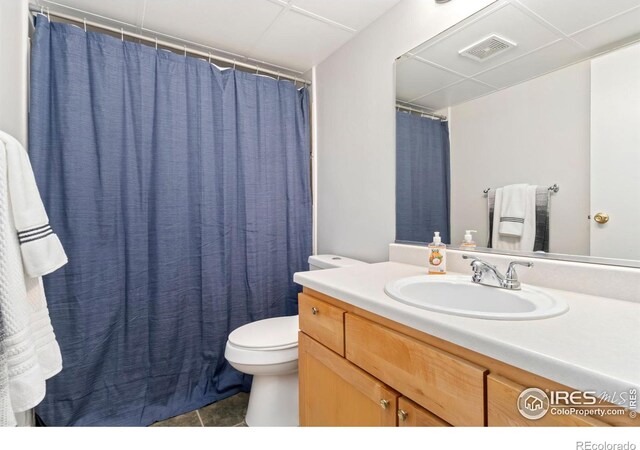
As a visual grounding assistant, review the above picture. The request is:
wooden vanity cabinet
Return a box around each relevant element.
[298,291,473,427]
[298,288,634,427]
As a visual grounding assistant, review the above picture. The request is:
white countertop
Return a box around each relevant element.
[294,261,640,404]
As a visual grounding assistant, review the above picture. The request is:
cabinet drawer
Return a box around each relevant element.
[398,397,451,427]
[345,314,487,426]
[487,375,610,427]
[299,293,345,356]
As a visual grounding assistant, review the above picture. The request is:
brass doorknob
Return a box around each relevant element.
[379,399,389,410]
[311,307,319,315]
[594,212,609,224]
[397,409,408,422]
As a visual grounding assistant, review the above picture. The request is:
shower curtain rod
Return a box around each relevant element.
[396,103,447,121]
[28,6,311,86]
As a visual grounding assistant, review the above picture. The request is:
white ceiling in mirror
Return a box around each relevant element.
[396,59,464,101]
[34,0,403,74]
[396,0,640,111]
[414,3,560,77]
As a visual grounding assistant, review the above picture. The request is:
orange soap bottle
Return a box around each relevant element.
[428,231,447,275]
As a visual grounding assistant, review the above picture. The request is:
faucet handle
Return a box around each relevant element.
[505,261,533,289]
[506,261,533,278]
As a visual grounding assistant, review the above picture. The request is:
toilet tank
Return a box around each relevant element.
[308,254,367,271]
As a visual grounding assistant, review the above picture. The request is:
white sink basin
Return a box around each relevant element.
[384,275,568,320]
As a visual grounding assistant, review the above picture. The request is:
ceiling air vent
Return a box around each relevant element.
[459,35,516,62]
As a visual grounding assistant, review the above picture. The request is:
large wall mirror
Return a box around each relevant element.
[395,0,640,267]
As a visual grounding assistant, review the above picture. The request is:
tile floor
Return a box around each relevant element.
[151,392,249,427]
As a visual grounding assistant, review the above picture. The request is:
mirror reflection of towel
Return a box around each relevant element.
[487,187,550,252]
[498,184,528,237]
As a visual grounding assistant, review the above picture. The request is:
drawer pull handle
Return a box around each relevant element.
[379,399,389,410]
[397,409,408,422]
[311,307,319,315]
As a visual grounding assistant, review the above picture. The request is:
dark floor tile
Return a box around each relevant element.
[151,411,202,427]
[198,392,249,427]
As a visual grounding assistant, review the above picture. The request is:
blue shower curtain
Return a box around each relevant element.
[29,19,311,426]
[396,112,450,244]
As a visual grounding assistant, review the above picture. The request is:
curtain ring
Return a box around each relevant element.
[155,37,158,50]
[120,28,124,42]
[256,66,259,75]
[184,45,187,57]
[276,71,280,81]
[232,59,236,70]
[83,18,87,32]
[208,52,211,64]
[47,7,50,21]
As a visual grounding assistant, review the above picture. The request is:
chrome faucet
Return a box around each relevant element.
[462,255,533,290]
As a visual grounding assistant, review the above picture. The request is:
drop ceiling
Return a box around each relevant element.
[396,0,640,112]
[33,0,402,77]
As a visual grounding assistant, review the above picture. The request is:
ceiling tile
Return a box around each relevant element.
[473,39,588,88]
[411,79,495,111]
[40,0,146,26]
[291,0,401,30]
[249,9,353,72]
[415,3,561,77]
[142,0,286,56]
[517,0,640,35]
[396,57,464,102]
[570,6,640,52]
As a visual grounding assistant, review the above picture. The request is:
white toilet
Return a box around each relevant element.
[224,254,366,426]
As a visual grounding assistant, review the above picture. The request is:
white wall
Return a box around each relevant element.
[0,0,29,146]
[449,60,591,256]
[314,0,494,263]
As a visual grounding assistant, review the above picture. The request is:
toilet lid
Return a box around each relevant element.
[228,315,298,350]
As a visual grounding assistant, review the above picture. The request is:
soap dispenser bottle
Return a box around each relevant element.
[460,230,478,249]
[428,231,447,275]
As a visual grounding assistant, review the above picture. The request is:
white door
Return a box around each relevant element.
[590,42,640,260]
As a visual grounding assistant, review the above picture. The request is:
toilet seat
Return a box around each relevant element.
[228,315,298,350]
[225,315,299,366]
[225,341,298,366]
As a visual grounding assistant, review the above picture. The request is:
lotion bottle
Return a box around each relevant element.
[428,231,447,274]
[460,230,478,249]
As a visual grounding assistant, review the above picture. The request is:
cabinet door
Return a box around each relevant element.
[299,332,398,426]
[397,397,451,427]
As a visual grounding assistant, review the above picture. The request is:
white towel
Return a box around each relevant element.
[1,131,67,277]
[498,184,528,237]
[492,185,537,252]
[0,131,67,426]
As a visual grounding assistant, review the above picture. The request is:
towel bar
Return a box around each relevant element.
[483,184,559,195]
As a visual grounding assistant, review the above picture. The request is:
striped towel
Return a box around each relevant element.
[488,187,550,252]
